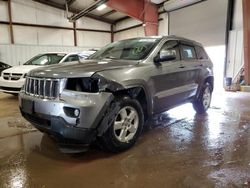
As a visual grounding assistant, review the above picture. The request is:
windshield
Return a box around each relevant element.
[88,38,161,61]
[24,53,66,65]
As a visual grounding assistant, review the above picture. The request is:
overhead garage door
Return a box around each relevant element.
[169,0,228,47]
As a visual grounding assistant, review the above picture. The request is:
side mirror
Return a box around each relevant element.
[154,49,176,64]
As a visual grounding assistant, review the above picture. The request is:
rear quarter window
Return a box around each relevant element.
[195,46,209,60]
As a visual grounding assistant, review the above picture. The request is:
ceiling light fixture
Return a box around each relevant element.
[97,4,107,11]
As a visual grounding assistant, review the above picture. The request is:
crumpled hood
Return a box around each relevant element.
[28,60,138,78]
[3,65,41,75]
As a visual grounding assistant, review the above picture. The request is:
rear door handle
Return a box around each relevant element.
[195,64,203,67]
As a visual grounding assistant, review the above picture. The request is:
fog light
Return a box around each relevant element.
[74,109,80,117]
[63,107,80,118]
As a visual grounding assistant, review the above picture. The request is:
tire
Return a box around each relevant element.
[193,83,212,114]
[100,96,144,152]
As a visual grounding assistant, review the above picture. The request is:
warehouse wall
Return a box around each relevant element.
[226,0,244,81]
[0,0,111,65]
[169,0,228,47]
[114,13,169,41]
[76,17,111,47]
[114,19,144,41]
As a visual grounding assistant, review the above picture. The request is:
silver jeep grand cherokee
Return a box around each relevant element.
[19,36,213,153]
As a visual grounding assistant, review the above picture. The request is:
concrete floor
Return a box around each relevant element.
[0,92,249,188]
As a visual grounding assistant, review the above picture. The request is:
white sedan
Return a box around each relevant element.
[0,51,96,94]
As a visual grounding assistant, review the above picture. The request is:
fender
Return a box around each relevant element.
[92,73,153,117]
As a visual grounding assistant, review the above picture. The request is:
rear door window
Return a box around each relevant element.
[180,44,196,60]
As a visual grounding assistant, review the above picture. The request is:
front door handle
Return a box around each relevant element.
[179,66,185,68]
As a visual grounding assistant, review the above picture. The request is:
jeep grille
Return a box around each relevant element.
[25,77,60,99]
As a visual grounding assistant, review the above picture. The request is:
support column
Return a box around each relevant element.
[143,1,158,36]
[243,0,250,85]
[7,0,14,44]
[73,22,77,46]
[111,24,114,42]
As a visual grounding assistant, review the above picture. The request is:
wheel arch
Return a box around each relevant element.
[195,76,214,100]
[204,76,214,91]
[112,84,152,120]
[96,83,152,137]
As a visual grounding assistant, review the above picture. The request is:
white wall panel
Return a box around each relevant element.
[12,0,36,24]
[11,0,72,27]
[77,31,110,48]
[114,18,144,41]
[13,26,75,46]
[226,0,244,82]
[35,3,72,28]
[234,31,244,77]
[76,17,110,31]
[0,1,8,22]
[169,0,228,47]
[226,30,244,79]
[38,28,74,46]
[13,26,38,45]
[114,27,145,41]
[159,13,168,36]
[233,0,243,30]
[38,28,62,46]
[1,0,111,48]
[0,25,10,44]
[0,44,91,66]
[62,30,74,46]
[115,19,142,31]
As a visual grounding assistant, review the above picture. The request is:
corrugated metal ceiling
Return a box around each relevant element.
[34,0,165,23]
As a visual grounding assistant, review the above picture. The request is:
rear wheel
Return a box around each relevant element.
[193,83,212,114]
[100,97,144,152]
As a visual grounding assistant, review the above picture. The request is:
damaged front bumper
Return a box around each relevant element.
[19,90,114,152]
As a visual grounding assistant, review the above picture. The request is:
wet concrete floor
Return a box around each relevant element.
[0,92,249,188]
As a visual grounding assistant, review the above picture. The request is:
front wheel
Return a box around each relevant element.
[100,97,144,152]
[193,83,212,114]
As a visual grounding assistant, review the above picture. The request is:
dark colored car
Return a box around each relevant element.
[19,36,214,153]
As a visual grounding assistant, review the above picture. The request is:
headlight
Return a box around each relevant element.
[65,75,124,93]
[65,77,99,93]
